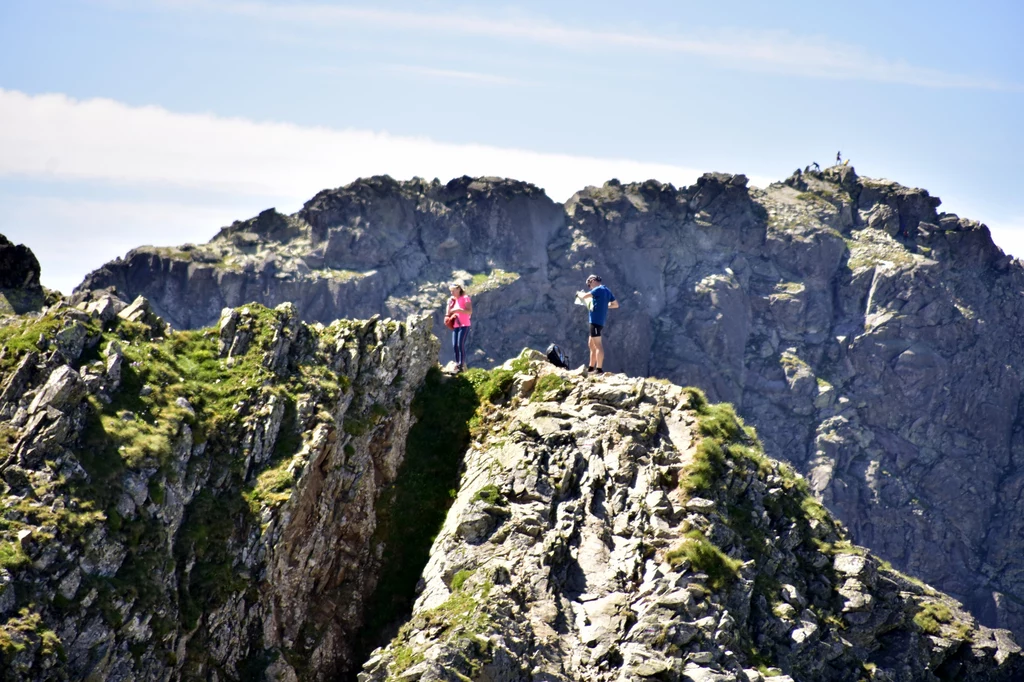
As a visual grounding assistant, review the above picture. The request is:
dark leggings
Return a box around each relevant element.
[453,326,470,366]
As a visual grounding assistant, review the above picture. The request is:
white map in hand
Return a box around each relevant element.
[574,291,593,311]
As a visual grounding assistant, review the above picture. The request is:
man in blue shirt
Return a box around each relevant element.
[581,274,618,374]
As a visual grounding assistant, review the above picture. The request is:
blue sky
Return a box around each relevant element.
[1,0,1022,293]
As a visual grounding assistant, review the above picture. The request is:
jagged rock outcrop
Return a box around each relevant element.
[0,294,436,680]
[0,233,46,315]
[75,168,1024,640]
[75,177,560,359]
[360,356,1023,681]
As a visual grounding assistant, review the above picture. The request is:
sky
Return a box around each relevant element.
[1,0,1022,294]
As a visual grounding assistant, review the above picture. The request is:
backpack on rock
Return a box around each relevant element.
[546,343,570,369]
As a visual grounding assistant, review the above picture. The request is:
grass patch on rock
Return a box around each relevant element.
[387,580,495,679]
[0,312,85,373]
[450,569,474,592]
[679,389,763,495]
[913,601,953,636]
[676,388,843,596]
[667,529,742,590]
[243,460,296,513]
[0,608,61,663]
[472,484,505,506]
[795,192,837,211]
[466,269,520,295]
[0,540,29,569]
[533,373,569,401]
[463,367,515,404]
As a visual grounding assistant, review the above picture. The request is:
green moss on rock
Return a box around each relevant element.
[666,529,742,590]
[913,601,953,636]
[533,373,569,401]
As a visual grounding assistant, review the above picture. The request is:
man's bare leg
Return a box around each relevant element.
[588,336,598,368]
[593,336,605,369]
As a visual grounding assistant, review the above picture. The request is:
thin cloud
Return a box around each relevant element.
[385,64,531,87]
[0,88,755,203]
[0,87,770,292]
[153,0,1022,91]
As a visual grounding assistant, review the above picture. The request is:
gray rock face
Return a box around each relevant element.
[76,168,1024,639]
[0,232,44,314]
[0,297,437,680]
[0,233,41,291]
[76,177,564,354]
[359,360,1023,681]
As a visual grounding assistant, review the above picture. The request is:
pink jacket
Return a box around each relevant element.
[447,295,472,327]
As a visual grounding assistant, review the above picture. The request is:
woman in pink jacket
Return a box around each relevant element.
[446,283,473,372]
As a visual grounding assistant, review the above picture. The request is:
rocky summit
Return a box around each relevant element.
[75,167,1024,645]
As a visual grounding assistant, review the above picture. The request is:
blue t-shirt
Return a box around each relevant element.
[588,285,616,326]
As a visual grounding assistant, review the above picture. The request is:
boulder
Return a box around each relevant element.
[28,365,85,414]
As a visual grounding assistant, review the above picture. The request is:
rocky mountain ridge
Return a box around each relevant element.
[74,166,1024,641]
[1,291,1021,681]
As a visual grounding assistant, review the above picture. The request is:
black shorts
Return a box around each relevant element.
[590,323,603,338]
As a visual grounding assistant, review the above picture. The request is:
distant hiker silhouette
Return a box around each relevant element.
[836,151,842,165]
[812,162,821,171]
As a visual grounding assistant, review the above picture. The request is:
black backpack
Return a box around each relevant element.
[545,343,570,369]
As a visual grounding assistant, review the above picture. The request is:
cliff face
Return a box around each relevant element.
[76,177,563,353]
[76,168,1024,638]
[360,356,1022,682]
[0,294,436,680]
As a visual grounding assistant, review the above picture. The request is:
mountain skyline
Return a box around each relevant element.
[1,0,1022,293]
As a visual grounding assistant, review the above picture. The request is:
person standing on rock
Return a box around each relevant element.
[836,151,842,166]
[580,274,618,374]
[446,283,473,372]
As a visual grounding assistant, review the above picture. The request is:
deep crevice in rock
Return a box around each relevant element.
[348,368,481,678]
